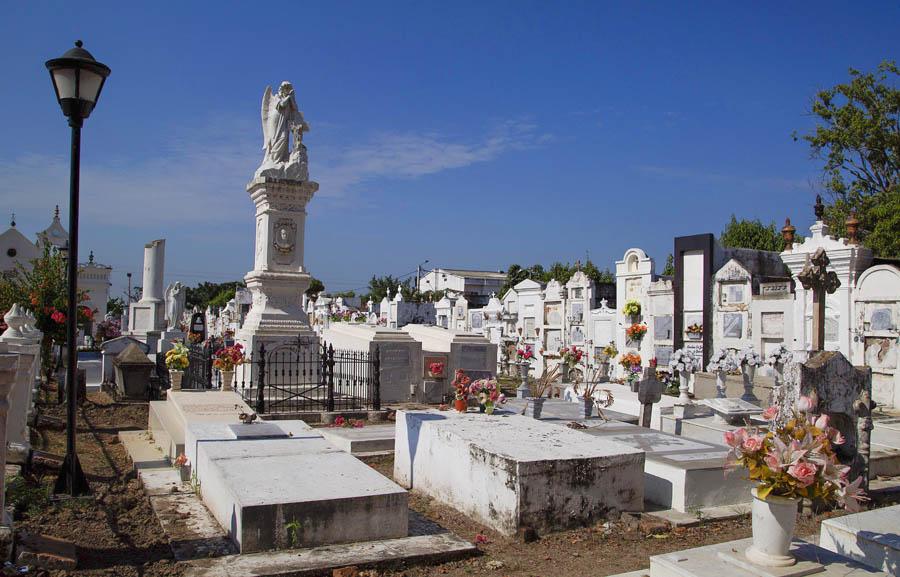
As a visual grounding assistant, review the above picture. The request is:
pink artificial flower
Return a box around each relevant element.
[742,435,765,453]
[724,428,745,448]
[815,414,830,429]
[787,461,818,487]
[838,476,869,513]
[797,395,814,412]
[761,406,779,421]
[831,430,846,445]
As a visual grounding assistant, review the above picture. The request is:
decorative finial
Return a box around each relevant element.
[75,40,83,48]
[10,213,15,228]
[54,205,60,219]
[814,194,825,220]
[845,211,860,245]
[781,218,796,249]
[88,250,95,263]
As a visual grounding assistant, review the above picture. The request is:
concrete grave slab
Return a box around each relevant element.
[151,390,254,460]
[819,504,900,574]
[649,537,891,577]
[394,409,644,535]
[197,436,408,553]
[318,424,395,455]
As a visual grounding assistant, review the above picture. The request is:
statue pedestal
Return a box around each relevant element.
[237,177,319,383]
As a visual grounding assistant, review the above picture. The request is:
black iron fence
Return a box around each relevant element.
[239,339,380,414]
[183,342,214,390]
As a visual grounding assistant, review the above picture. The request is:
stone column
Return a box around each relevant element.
[237,178,319,383]
[0,307,41,458]
[0,352,19,525]
[141,239,166,302]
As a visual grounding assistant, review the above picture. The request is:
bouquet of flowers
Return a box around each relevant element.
[468,378,506,413]
[451,369,471,401]
[95,318,121,342]
[737,346,761,368]
[686,323,703,335]
[619,352,642,384]
[622,299,641,317]
[601,342,618,360]
[213,343,245,372]
[187,331,204,344]
[707,348,738,373]
[559,346,583,367]
[625,323,648,342]
[428,361,445,378]
[668,348,697,375]
[766,344,793,367]
[516,348,534,361]
[530,365,560,398]
[165,342,190,371]
[724,395,867,511]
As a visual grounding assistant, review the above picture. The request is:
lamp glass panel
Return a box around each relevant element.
[51,68,78,100]
[78,69,103,103]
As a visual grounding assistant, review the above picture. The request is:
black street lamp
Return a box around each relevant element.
[46,40,111,497]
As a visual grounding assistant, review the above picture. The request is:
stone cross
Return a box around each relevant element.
[797,248,840,352]
[636,367,663,428]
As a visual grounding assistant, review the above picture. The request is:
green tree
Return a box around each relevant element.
[305,277,325,299]
[795,60,899,257]
[365,275,403,304]
[185,281,244,310]
[661,254,675,276]
[106,297,126,317]
[719,215,786,252]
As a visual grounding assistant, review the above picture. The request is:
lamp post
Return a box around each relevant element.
[415,260,430,294]
[46,40,111,497]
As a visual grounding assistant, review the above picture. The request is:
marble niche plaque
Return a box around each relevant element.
[761,311,784,337]
[460,345,487,369]
[722,312,743,338]
[870,307,893,331]
[654,315,673,341]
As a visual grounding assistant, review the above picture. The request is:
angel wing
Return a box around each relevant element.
[260,85,273,151]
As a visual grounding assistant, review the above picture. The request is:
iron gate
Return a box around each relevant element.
[241,339,380,414]
[183,342,213,390]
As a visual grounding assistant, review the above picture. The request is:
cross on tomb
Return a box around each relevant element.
[797,247,840,352]
[636,367,663,428]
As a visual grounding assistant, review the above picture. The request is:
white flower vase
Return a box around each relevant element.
[221,370,234,392]
[678,372,691,403]
[715,370,727,398]
[169,370,183,391]
[741,365,758,403]
[746,488,799,567]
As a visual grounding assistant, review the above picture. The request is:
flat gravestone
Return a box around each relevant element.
[227,422,289,439]
[702,397,764,425]
[196,431,408,553]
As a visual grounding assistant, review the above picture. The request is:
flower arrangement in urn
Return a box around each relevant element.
[187,331,203,344]
[165,342,189,371]
[685,323,703,339]
[724,395,868,566]
[625,323,648,342]
[468,378,506,414]
[619,352,642,385]
[559,346,583,367]
[667,348,697,376]
[451,369,471,412]
[516,347,534,361]
[622,299,641,318]
[428,361,445,379]
[213,343,245,391]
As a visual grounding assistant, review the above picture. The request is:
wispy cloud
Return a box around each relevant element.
[315,119,549,198]
[1,117,549,227]
[635,164,809,193]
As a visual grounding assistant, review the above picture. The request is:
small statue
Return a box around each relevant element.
[257,81,310,180]
[164,282,186,330]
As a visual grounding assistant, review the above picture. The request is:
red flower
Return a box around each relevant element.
[51,310,66,324]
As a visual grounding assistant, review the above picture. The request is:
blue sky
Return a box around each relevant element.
[1,2,898,297]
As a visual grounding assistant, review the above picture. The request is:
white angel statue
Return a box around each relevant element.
[257,81,310,180]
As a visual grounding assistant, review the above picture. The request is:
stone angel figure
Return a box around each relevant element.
[165,282,186,330]
[257,81,310,180]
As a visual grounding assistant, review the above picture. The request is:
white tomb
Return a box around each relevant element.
[402,324,497,402]
[394,409,644,535]
[320,323,421,403]
[149,389,254,460]
[191,420,408,553]
[128,239,167,348]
